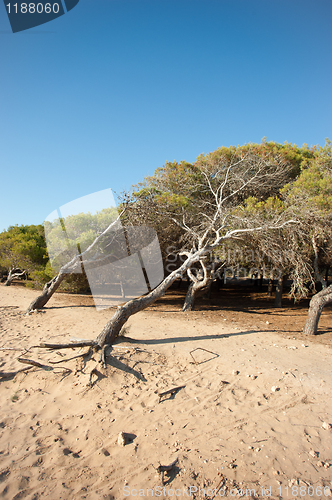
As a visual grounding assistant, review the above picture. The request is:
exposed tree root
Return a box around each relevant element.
[99,344,110,369]
[37,340,98,350]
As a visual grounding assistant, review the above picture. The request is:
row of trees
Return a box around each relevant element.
[1,140,331,344]
[0,225,48,285]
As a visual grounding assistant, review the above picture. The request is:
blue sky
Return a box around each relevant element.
[0,0,331,231]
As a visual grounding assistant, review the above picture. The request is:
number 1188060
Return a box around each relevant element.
[6,3,60,14]
[278,485,331,497]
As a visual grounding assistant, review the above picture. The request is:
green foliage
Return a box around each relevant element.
[27,261,54,288]
[0,224,48,277]
[282,140,332,215]
[45,207,119,271]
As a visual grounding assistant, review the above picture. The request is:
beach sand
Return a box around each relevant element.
[0,285,331,499]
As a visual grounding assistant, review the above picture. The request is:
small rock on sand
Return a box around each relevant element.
[118,432,126,447]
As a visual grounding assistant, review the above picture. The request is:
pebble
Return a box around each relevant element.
[309,450,319,458]
[118,432,126,447]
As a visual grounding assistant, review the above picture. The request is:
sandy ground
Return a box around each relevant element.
[0,285,331,500]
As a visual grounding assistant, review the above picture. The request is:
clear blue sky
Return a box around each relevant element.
[1,0,331,231]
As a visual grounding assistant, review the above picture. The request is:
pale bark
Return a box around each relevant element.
[26,273,67,312]
[182,281,206,312]
[303,284,332,335]
[25,211,124,313]
[182,259,223,312]
[182,265,208,312]
[4,268,26,286]
[95,254,200,347]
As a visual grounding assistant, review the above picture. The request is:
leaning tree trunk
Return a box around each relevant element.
[95,252,207,347]
[303,284,332,335]
[182,260,223,312]
[182,279,211,312]
[26,273,67,313]
[4,268,26,286]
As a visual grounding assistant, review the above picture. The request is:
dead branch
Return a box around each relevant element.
[47,348,92,364]
[17,357,45,368]
[37,340,97,350]
[157,385,185,403]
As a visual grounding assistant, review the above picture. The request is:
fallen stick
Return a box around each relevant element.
[37,340,97,350]
[17,358,45,368]
[48,351,92,364]
[157,385,185,403]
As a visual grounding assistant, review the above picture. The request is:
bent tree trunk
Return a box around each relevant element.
[182,279,210,312]
[26,273,67,312]
[303,284,332,335]
[4,268,26,286]
[182,260,223,312]
[25,210,126,314]
[95,251,208,348]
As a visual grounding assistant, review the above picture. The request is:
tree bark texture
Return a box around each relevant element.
[26,273,67,312]
[274,275,287,308]
[182,279,211,312]
[4,269,26,286]
[267,278,274,297]
[303,284,332,335]
[95,252,207,347]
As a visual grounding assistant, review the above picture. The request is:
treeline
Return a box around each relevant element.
[1,140,331,330]
[0,224,90,293]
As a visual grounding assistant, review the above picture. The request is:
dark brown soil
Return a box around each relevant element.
[44,279,332,347]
